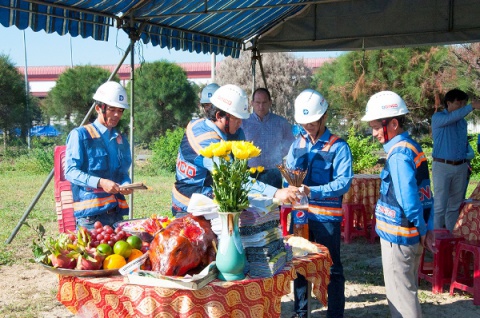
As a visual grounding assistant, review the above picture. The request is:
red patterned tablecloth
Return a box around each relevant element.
[291,244,332,306]
[343,174,380,217]
[57,249,332,318]
[453,200,480,240]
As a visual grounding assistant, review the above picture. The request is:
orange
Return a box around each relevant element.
[103,254,127,269]
[127,249,144,263]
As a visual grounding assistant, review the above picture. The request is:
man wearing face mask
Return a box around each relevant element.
[65,81,133,229]
[172,84,298,216]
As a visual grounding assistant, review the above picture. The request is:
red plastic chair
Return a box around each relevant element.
[449,201,480,304]
[418,229,464,294]
[449,240,480,304]
[341,203,369,244]
[54,145,76,233]
[280,205,292,237]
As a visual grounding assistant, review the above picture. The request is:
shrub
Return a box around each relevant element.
[149,127,185,174]
[469,136,480,176]
[346,126,379,174]
[13,147,54,174]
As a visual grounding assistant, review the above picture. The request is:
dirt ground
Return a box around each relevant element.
[1,237,480,317]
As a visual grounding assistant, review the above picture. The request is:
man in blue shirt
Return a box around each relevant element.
[241,88,295,187]
[287,89,353,318]
[362,91,436,318]
[65,81,133,229]
[432,89,480,231]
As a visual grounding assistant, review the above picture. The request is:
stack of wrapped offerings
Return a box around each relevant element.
[239,199,289,278]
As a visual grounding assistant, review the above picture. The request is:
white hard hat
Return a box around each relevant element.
[210,84,250,119]
[93,81,129,109]
[200,83,220,104]
[361,91,409,122]
[294,89,328,124]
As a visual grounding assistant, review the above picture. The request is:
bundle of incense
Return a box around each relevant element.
[276,163,307,186]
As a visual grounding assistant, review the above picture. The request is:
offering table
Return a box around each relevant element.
[57,245,331,318]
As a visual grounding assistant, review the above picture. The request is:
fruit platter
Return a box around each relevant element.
[32,214,217,282]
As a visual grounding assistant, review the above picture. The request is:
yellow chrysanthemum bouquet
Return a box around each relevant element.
[200,140,264,212]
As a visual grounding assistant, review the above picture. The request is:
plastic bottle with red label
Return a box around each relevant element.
[292,210,309,239]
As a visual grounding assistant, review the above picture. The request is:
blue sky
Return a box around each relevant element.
[0,26,342,67]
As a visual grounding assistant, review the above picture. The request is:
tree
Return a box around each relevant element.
[0,54,28,149]
[215,52,312,122]
[448,43,480,96]
[129,61,198,144]
[312,47,451,135]
[43,66,117,129]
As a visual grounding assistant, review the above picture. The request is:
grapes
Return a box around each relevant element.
[86,220,134,250]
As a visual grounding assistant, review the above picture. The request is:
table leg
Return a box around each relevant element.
[307,281,312,318]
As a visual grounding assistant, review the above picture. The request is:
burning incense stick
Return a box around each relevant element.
[276,163,307,186]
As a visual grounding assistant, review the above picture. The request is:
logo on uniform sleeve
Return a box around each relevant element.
[119,95,125,101]
[303,109,309,115]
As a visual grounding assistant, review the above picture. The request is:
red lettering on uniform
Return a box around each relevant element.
[376,205,396,218]
[419,185,431,201]
[186,166,196,178]
[177,159,196,178]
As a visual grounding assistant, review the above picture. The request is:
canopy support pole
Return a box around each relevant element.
[6,43,134,244]
[250,45,268,93]
[125,17,140,219]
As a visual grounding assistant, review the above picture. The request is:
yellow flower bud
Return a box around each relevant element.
[257,166,265,173]
[251,179,256,183]
[249,167,257,174]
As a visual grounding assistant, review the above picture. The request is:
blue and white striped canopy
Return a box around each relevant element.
[0,0,307,58]
[1,0,480,57]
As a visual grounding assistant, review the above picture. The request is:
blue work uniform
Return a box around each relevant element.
[376,132,434,244]
[65,119,131,226]
[286,127,353,318]
[377,131,434,318]
[172,118,276,215]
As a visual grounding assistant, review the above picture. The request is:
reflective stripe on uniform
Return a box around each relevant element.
[321,135,340,152]
[376,219,419,238]
[387,141,427,168]
[185,119,221,154]
[73,195,117,211]
[172,186,192,206]
[84,124,101,139]
[309,204,343,217]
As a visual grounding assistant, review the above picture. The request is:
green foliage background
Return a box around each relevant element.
[129,61,198,144]
[0,54,41,143]
[43,66,118,129]
[150,127,185,173]
[345,126,380,173]
[312,47,451,135]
